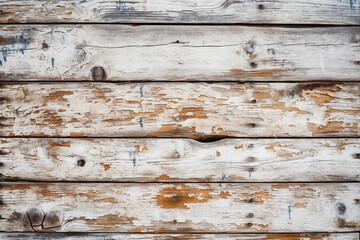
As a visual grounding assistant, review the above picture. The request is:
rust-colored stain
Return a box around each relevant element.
[308,121,358,135]
[271,184,289,189]
[43,91,73,102]
[155,175,179,181]
[70,132,85,137]
[307,92,334,106]
[100,162,111,171]
[71,214,135,228]
[178,108,208,120]
[135,144,148,153]
[234,145,243,150]
[265,145,274,152]
[230,68,282,78]
[216,150,221,157]
[242,191,274,204]
[91,89,112,100]
[264,234,330,240]
[293,202,308,208]
[156,184,228,209]
[277,149,294,158]
[1,140,8,144]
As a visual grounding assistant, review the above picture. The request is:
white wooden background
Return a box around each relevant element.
[0,0,359,239]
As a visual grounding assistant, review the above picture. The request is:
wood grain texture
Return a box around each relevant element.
[1,182,359,232]
[1,138,360,182]
[1,82,359,137]
[0,0,360,24]
[0,25,359,81]
[1,233,359,240]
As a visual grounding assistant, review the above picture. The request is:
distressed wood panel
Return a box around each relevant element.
[1,138,360,182]
[1,233,359,240]
[1,82,359,137]
[0,183,359,232]
[0,25,359,81]
[1,0,360,24]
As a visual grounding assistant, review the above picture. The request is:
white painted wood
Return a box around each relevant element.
[0,25,359,81]
[0,0,359,24]
[1,233,359,240]
[0,182,359,232]
[1,82,359,137]
[1,138,359,182]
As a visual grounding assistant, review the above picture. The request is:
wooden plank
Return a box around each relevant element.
[1,82,359,137]
[0,25,359,81]
[1,182,359,232]
[1,0,360,25]
[1,138,359,182]
[1,233,359,240]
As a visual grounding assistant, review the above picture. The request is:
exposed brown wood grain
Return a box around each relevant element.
[0,82,359,137]
[0,182,359,232]
[1,138,359,182]
[0,25,359,81]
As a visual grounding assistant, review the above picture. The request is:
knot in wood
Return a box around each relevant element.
[91,67,106,81]
[77,159,86,167]
[26,208,45,227]
[243,42,255,54]
[335,202,346,215]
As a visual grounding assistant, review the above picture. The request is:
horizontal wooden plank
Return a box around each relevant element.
[0,25,359,81]
[0,0,360,24]
[1,82,359,137]
[1,233,359,240]
[1,138,359,182]
[1,183,359,232]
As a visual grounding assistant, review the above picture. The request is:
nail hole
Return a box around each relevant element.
[354,61,360,65]
[352,153,360,159]
[77,159,86,167]
[91,66,106,81]
[0,162,3,167]
[248,167,254,172]
[173,219,177,223]
[248,144,254,149]
[247,198,254,203]
[174,152,180,158]
[248,123,256,128]
[250,62,258,68]
[175,40,180,43]
[247,222,253,227]
[251,99,257,103]
[247,213,254,218]
[258,4,264,9]
[175,116,180,121]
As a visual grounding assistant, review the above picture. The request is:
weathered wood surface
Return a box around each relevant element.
[1,0,360,24]
[0,182,359,232]
[1,25,360,81]
[1,138,360,182]
[1,233,359,240]
[1,82,359,137]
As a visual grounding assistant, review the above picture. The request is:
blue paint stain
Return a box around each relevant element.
[129,151,137,166]
[140,84,144,98]
[116,0,126,12]
[0,32,30,66]
[350,0,355,9]
[15,106,21,115]
[51,57,55,69]
[139,117,143,128]
[221,173,226,180]
[0,60,2,66]
[288,205,292,220]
